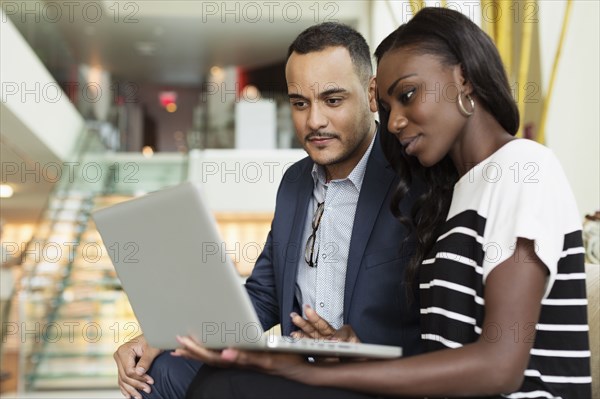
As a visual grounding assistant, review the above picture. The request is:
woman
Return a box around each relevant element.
[178,8,591,398]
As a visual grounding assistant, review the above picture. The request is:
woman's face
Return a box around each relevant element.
[376,48,469,167]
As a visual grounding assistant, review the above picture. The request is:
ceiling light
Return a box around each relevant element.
[142,146,154,158]
[0,184,14,198]
[242,85,260,101]
[210,66,225,81]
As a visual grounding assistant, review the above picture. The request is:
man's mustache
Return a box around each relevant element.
[305,132,339,141]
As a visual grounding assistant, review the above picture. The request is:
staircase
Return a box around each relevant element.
[2,127,133,390]
[18,192,138,390]
[5,129,283,392]
[12,138,132,387]
[9,124,194,391]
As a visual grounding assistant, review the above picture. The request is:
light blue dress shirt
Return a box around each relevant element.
[295,133,376,329]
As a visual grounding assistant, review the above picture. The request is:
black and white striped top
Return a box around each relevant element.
[419,140,591,398]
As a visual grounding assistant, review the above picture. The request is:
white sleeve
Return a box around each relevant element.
[481,149,581,298]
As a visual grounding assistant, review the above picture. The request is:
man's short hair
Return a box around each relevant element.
[287,22,373,86]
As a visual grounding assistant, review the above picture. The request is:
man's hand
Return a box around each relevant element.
[113,334,162,399]
[290,305,361,343]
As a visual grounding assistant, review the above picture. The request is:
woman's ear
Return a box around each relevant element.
[453,64,473,95]
[368,76,378,113]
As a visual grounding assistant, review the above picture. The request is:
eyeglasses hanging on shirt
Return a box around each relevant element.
[304,201,325,267]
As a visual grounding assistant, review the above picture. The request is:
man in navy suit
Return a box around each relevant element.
[113,22,422,399]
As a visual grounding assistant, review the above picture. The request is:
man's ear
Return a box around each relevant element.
[368,76,378,113]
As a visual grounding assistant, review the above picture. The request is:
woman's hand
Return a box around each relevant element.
[174,335,311,382]
[172,335,233,367]
[220,348,310,382]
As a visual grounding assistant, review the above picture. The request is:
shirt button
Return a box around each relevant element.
[319,302,325,308]
[322,254,327,259]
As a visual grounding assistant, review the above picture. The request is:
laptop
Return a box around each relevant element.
[92,182,402,359]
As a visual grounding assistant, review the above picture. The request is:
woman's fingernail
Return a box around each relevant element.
[221,348,237,361]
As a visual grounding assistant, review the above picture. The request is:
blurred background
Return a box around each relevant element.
[0,0,598,396]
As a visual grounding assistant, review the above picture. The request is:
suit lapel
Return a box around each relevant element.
[343,134,396,318]
[280,162,313,333]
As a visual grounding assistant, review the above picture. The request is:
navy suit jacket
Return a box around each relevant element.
[245,132,423,356]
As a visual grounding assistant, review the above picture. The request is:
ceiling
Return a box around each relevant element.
[7,0,368,86]
[0,1,369,223]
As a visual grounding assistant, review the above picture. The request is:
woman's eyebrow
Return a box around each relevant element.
[387,73,417,95]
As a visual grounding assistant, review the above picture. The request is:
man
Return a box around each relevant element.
[114,22,422,399]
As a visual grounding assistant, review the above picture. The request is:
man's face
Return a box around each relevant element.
[285,46,377,180]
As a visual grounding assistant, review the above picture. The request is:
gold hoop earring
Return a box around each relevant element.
[458,93,475,117]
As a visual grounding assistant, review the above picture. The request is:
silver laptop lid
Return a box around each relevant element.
[93,182,264,349]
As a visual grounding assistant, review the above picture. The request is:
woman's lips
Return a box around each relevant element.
[400,134,421,155]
